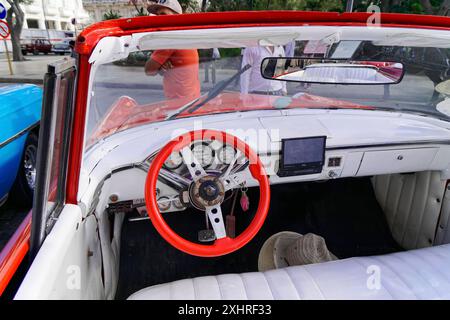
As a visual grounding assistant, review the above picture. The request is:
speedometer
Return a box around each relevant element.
[218,145,236,164]
[164,151,183,170]
[191,142,214,167]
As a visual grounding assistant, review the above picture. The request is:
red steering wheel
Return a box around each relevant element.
[144,130,270,257]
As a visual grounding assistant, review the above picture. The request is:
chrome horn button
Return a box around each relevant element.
[189,175,225,210]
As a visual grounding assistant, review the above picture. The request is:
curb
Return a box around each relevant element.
[0,77,44,85]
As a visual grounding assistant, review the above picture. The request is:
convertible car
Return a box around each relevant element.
[0,85,42,208]
[2,11,450,300]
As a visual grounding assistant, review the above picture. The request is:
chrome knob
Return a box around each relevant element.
[328,170,338,179]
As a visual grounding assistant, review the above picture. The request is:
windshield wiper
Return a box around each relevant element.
[165,96,202,120]
[167,64,251,120]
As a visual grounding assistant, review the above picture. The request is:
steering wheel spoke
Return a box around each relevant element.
[222,150,242,177]
[180,146,207,181]
[206,204,226,240]
[222,171,247,191]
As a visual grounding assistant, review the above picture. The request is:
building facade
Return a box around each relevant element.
[0,0,90,52]
[83,0,144,23]
[83,0,204,23]
[22,0,90,33]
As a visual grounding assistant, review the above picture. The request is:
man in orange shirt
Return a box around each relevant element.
[145,0,201,100]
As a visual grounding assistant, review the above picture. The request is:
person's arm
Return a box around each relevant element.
[145,59,163,76]
[145,50,174,76]
[240,48,253,94]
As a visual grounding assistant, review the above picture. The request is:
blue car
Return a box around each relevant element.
[0,84,42,207]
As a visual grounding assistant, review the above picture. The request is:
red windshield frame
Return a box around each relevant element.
[75,11,450,56]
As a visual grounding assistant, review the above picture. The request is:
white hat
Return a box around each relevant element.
[147,0,183,15]
[258,232,337,271]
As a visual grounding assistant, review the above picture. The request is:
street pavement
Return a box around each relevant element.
[0,53,68,84]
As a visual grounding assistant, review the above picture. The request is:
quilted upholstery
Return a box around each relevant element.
[128,243,450,300]
[435,185,450,245]
[372,171,446,250]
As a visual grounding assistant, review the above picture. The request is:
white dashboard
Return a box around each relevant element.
[79,108,450,215]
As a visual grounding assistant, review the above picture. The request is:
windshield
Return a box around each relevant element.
[87,26,450,147]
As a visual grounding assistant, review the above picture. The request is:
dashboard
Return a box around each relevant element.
[80,109,450,215]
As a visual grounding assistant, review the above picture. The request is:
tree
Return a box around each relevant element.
[5,0,32,62]
[204,0,449,15]
[178,0,200,12]
[130,0,149,16]
[438,0,450,15]
[206,0,343,12]
[102,10,122,20]
[363,0,450,15]
[201,0,208,11]
[421,0,435,14]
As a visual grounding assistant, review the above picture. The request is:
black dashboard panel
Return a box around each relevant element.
[278,136,326,177]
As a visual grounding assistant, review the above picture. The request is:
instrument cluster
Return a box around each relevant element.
[153,139,241,213]
[163,140,238,171]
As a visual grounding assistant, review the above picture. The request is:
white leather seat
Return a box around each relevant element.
[128,244,450,300]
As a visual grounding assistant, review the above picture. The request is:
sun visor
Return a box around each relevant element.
[137,27,300,50]
[89,36,133,65]
[89,26,450,65]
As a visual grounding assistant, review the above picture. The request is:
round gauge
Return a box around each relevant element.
[191,142,214,167]
[157,196,171,212]
[172,196,185,210]
[218,145,236,164]
[164,151,183,170]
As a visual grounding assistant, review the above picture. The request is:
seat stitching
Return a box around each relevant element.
[383,175,391,210]
[401,174,417,245]
[192,278,197,299]
[409,250,450,292]
[284,268,304,300]
[391,253,441,298]
[409,250,449,280]
[414,173,431,248]
[300,266,326,300]
[352,258,394,299]
[426,246,450,260]
[169,281,173,300]
[370,256,419,299]
[214,276,224,299]
[392,176,404,231]
[261,272,276,300]
[238,275,249,300]
[281,268,301,299]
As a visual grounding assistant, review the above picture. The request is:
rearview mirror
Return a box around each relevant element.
[261,58,404,85]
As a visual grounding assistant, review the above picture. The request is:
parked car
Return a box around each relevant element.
[0,84,42,207]
[2,11,450,301]
[21,39,52,55]
[51,39,73,55]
